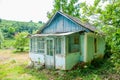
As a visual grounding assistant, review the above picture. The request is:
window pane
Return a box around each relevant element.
[74,36,79,44]
[34,38,37,52]
[47,40,49,55]
[37,38,44,54]
[50,40,53,56]
[56,38,61,54]
[68,36,80,53]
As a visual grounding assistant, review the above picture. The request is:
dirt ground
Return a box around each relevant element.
[0,49,29,64]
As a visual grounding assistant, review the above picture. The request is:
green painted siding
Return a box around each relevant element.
[96,36,105,58]
[65,52,80,70]
[65,34,81,70]
[80,34,85,61]
[84,33,105,62]
[86,33,94,62]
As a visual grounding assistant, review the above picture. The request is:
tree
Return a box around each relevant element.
[0,19,2,23]
[47,0,80,18]
[0,29,4,48]
[100,0,120,73]
[38,21,43,24]
[80,0,120,73]
[0,20,42,39]
[14,32,29,52]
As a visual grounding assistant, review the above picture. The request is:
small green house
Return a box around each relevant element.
[29,11,105,70]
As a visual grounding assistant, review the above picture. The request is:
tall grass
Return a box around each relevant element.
[2,39,15,49]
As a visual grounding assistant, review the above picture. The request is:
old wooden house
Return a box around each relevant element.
[29,11,105,70]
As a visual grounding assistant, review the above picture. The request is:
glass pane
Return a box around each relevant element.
[58,39,61,54]
[41,41,44,49]
[37,38,44,54]
[40,50,44,53]
[47,40,49,55]
[46,40,53,56]
[68,36,80,53]
[56,38,61,54]
[50,40,53,56]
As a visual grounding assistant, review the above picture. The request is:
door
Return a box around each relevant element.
[45,38,55,69]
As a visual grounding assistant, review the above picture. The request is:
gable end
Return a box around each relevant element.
[37,11,96,34]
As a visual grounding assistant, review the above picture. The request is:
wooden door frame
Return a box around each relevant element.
[45,38,55,68]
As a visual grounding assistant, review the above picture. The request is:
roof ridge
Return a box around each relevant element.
[58,11,96,32]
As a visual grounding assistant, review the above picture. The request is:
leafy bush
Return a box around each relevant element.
[104,28,120,74]
[14,32,29,52]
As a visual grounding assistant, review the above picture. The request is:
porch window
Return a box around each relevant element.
[56,38,62,54]
[30,37,44,54]
[30,38,37,53]
[68,36,80,53]
[47,39,54,56]
[37,38,45,54]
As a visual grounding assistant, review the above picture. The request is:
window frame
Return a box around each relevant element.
[37,38,45,54]
[56,37,62,54]
[68,35,80,53]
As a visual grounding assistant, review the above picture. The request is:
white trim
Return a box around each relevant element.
[31,31,82,37]
[47,12,59,27]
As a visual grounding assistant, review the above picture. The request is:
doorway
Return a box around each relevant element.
[45,38,55,68]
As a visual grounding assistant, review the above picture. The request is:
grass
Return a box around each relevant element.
[0,49,119,80]
[2,39,15,49]
[0,49,48,80]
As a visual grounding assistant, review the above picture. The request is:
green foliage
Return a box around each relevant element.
[0,29,4,41]
[0,19,2,23]
[14,32,29,52]
[80,0,120,74]
[47,0,80,18]
[0,29,4,48]
[98,0,120,73]
[2,39,15,49]
[0,19,43,39]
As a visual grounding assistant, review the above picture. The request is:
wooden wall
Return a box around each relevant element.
[41,14,90,34]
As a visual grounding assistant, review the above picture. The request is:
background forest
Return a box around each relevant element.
[0,19,43,50]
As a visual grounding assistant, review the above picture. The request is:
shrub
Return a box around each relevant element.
[14,32,29,52]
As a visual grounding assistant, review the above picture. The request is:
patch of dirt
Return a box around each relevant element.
[0,56,10,61]
[0,49,29,63]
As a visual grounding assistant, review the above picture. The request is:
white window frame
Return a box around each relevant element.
[56,38,62,54]
[30,37,37,53]
[37,38,45,54]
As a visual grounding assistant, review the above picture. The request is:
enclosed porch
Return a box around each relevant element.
[29,32,84,70]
